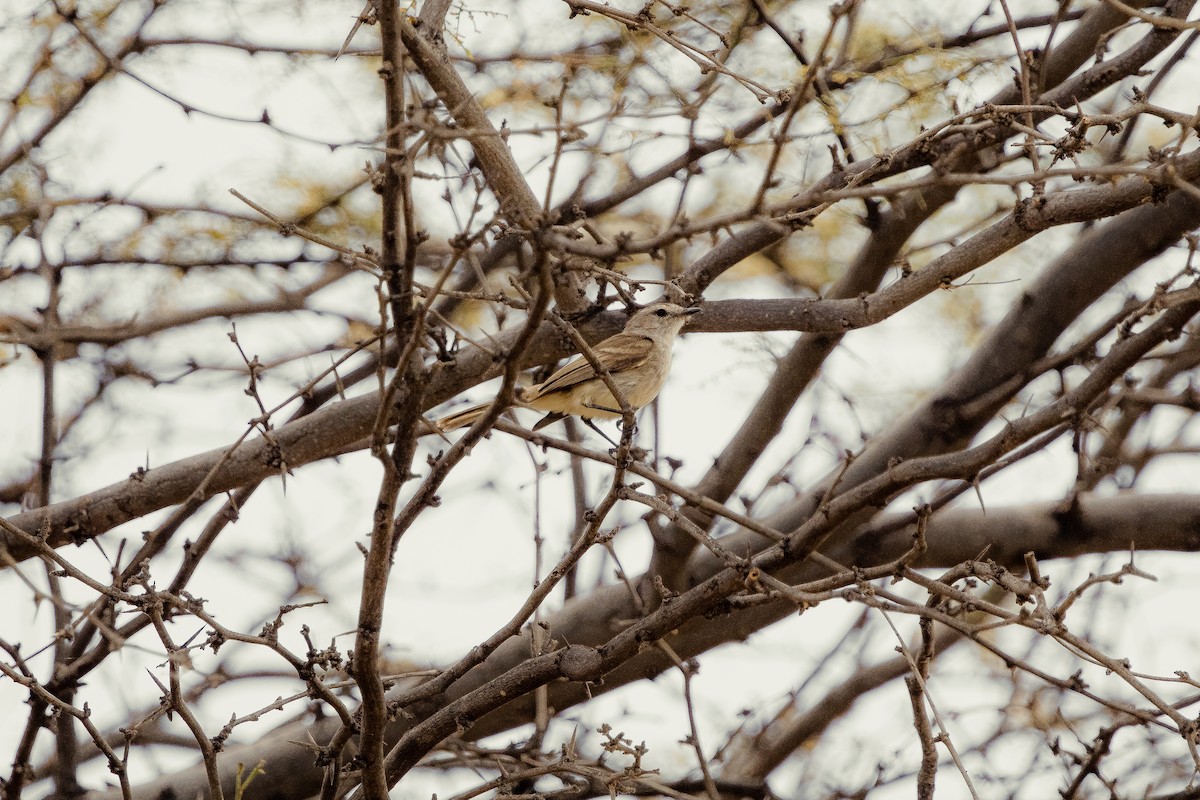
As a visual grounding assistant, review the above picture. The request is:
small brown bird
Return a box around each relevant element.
[436,302,699,441]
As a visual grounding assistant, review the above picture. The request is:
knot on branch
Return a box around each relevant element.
[557,644,602,681]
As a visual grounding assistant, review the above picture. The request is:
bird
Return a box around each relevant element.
[435,302,700,442]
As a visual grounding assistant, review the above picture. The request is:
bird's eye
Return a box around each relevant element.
[654,308,668,317]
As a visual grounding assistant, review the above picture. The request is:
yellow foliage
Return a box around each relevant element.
[722,252,779,281]
[841,20,907,63]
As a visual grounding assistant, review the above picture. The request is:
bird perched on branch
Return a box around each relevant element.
[435,302,700,442]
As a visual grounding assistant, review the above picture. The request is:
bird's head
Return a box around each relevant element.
[623,302,701,337]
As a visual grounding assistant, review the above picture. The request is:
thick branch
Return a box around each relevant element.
[9,157,1200,565]
[88,493,1200,800]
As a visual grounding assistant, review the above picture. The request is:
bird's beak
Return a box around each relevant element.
[682,307,701,316]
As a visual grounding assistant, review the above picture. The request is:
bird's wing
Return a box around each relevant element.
[526,333,654,399]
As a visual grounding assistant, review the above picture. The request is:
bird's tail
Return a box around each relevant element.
[433,402,492,433]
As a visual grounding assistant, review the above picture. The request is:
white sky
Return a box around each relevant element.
[2,2,1199,798]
